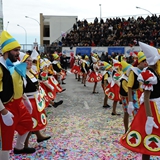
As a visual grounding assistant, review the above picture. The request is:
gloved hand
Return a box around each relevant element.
[127,102,134,115]
[89,69,92,73]
[23,98,33,114]
[145,116,158,135]
[1,111,14,126]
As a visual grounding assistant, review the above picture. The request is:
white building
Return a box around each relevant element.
[40,13,77,46]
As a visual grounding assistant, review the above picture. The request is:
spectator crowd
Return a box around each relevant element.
[61,14,160,47]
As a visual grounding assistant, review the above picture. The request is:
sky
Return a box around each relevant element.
[2,0,160,45]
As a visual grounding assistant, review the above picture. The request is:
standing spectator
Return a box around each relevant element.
[100,52,105,61]
[91,40,96,46]
[73,23,77,31]
[104,52,109,62]
[61,54,68,70]
[69,52,75,68]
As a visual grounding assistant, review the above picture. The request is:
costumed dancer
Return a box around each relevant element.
[105,59,122,115]
[18,53,51,148]
[127,51,147,116]
[81,55,90,86]
[131,51,138,67]
[69,52,75,69]
[120,61,132,133]
[0,31,35,160]
[30,48,40,79]
[70,56,81,79]
[52,53,66,85]
[77,55,83,81]
[44,57,66,94]
[87,56,102,93]
[100,62,112,108]
[39,59,63,108]
[120,42,160,160]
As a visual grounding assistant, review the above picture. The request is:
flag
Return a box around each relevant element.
[61,31,66,37]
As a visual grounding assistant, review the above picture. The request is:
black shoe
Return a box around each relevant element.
[60,88,66,92]
[53,100,63,108]
[37,136,51,143]
[84,84,86,87]
[111,112,121,116]
[103,104,111,108]
[92,92,99,94]
[48,104,52,107]
[14,147,36,154]
[62,82,66,84]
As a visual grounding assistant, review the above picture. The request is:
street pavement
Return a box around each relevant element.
[10,72,159,160]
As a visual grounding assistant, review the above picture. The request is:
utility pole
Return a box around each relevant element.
[0,0,3,33]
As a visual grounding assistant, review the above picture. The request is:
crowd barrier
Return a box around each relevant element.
[62,46,142,57]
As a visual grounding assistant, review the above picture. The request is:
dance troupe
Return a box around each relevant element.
[0,30,160,160]
[71,42,160,159]
[0,31,67,160]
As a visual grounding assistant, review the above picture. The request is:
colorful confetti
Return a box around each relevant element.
[10,74,160,160]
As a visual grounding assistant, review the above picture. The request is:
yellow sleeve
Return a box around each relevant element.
[0,66,3,92]
[104,73,108,80]
[82,62,85,68]
[122,80,128,93]
[127,71,134,88]
[57,63,62,69]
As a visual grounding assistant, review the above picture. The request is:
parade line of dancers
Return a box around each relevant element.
[0,31,160,160]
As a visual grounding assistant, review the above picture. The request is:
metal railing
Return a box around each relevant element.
[52,26,74,43]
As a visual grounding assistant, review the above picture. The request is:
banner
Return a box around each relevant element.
[62,47,75,57]
[125,46,141,57]
[91,47,108,56]
[62,46,144,57]
[76,47,91,56]
[108,47,124,55]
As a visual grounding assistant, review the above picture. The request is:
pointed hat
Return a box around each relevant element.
[139,42,160,65]
[31,49,40,60]
[92,56,97,63]
[112,59,122,68]
[19,52,29,62]
[0,31,21,54]
[120,60,132,74]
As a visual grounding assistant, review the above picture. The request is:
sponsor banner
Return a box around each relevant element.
[76,47,91,56]
[125,46,141,57]
[62,47,76,57]
[62,46,143,57]
[108,47,124,55]
[91,47,108,56]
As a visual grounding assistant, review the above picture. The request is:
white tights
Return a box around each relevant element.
[0,150,9,160]
[15,132,29,150]
[0,132,29,160]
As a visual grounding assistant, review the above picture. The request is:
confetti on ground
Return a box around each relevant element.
[10,74,160,160]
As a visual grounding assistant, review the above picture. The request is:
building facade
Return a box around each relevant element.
[40,13,77,46]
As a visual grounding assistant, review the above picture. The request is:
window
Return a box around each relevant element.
[43,40,50,45]
[43,25,50,37]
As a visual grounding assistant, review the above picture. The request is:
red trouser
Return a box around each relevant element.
[0,98,33,150]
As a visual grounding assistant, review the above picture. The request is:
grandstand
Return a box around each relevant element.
[61,14,160,48]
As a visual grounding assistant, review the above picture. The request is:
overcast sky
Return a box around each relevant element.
[2,0,160,45]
